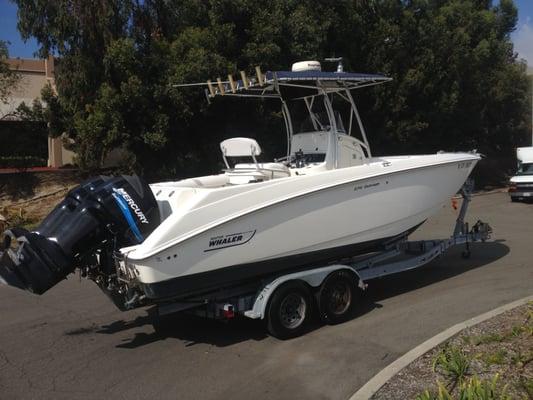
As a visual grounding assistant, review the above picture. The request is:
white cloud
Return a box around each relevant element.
[514,20,533,66]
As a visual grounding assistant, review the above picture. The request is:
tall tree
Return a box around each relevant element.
[0,40,21,119]
[13,0,531,178]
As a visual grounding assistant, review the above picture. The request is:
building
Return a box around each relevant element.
[1,56,74,167]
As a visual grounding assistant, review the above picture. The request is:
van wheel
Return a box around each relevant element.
[266,282,312,339]
[319,271,359,324]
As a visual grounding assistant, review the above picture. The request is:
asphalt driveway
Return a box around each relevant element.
[0,191,531,400]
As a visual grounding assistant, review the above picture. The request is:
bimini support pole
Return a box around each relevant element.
[345,88,371,158]
[281,101,293,160]
[273,72,293,161]
[322,88,339,169]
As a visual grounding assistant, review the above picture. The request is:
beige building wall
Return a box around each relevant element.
[2,56,73,168]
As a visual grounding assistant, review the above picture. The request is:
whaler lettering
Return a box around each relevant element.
[205,230,256,252]
[209,235,243,247]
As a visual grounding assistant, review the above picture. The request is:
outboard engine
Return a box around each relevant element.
[0,175,160,305]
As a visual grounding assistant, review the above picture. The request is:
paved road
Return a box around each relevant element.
[0,192,531,400]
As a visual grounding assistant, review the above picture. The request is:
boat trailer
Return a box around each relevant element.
[154,180,492,339]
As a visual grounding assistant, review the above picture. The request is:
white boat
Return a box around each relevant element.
[0,60,479,310]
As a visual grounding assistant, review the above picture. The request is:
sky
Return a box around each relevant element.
[512,0,533,67]
[1,0,533,66]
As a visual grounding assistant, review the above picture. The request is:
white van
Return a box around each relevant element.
[509,147,533,202]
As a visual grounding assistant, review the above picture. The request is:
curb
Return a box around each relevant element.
[349,294,533,400]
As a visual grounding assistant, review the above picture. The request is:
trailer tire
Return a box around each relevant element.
[319,270,359,325]
[266,281,313,339]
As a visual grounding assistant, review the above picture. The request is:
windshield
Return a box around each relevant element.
[517,162,533,175]
[299,111,346,133]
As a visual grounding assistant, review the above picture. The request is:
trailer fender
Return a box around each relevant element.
[243,264,364,320]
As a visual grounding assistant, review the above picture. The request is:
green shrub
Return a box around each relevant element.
[0,156,47,169]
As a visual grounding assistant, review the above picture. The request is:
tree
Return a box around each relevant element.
[0,40,21,119]
[12,0,531,179]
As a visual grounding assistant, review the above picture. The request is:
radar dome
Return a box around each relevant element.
[291,61,321,72]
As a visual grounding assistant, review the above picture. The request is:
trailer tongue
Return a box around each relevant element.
[0,175,160,305]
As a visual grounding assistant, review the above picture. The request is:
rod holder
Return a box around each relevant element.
[207,80,215,97]
[228,74,236,93]
[240,71,249,89]
[255,66,264,86]
[216,78,225,95]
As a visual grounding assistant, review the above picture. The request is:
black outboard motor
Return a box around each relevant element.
[0,175,160,296]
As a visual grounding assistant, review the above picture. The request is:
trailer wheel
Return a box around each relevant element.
[266,281,312,339]
[319,271,359,325]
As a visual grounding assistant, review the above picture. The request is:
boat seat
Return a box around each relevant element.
[225,170,269,185]
[220,137,261,157]
[234,163,290,179]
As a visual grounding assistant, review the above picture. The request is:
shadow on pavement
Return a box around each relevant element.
[101,312,268,349]
[362,241,510,304]
[98,241,509,348]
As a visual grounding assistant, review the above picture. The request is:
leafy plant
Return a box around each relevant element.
[472,333,505,346]
[480,350,507,366]
[433,346,471,387]
[510,325,524,337]
[416,375,511,400]
[415,381,453,400]
[510,350,533,368]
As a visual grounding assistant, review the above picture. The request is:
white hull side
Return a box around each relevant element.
[126,154,478,285]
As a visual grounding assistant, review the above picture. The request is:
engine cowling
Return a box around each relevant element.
[0,175,160,295]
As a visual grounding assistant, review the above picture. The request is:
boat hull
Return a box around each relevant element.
[126,154,479,300]
[140,222,424,299]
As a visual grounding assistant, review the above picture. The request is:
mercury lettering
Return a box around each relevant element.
[114,188,149,224]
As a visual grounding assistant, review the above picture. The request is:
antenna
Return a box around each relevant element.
[324,57,344,73]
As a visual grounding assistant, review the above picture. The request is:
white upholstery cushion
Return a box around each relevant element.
[234,162,288,172]
[220,137,262,157]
